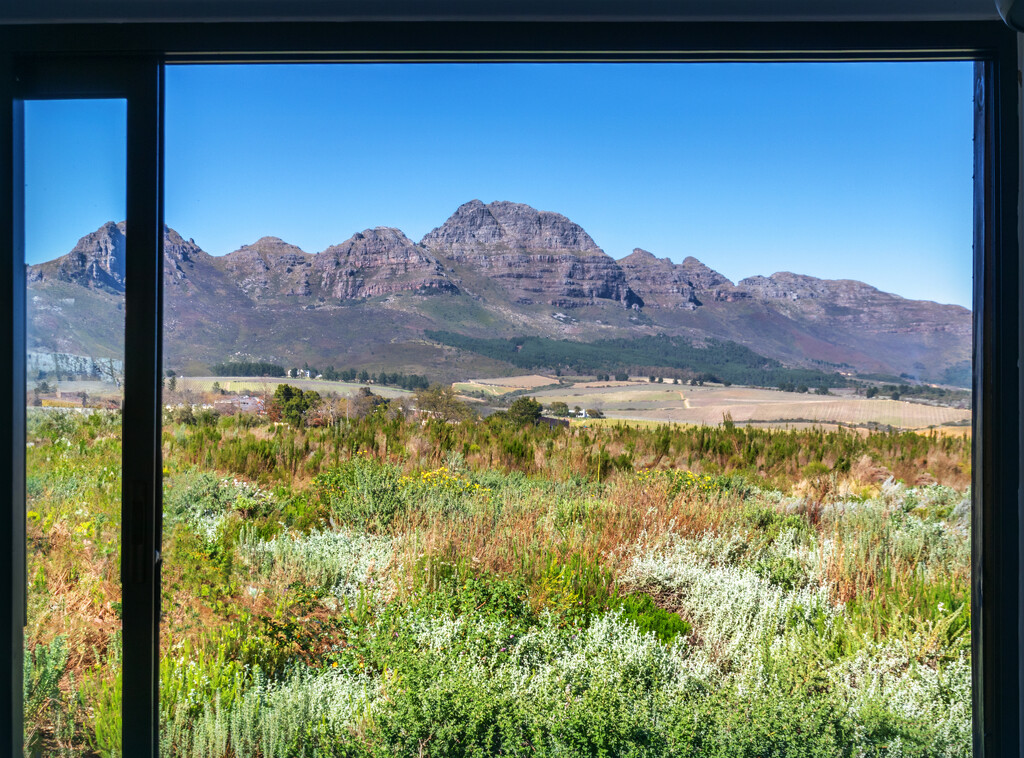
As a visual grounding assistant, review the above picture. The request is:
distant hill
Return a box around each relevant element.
[26,200,971,387]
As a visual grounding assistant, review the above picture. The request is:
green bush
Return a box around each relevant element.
[24,636,83,757]
[610,592,691,645]
[312,457,406,529]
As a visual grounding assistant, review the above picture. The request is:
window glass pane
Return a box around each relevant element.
[23,99,126,756]
[160,63,973,756]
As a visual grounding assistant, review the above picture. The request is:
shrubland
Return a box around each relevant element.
[23,407,971,757]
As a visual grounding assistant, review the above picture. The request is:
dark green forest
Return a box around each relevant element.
[426,331,848,389]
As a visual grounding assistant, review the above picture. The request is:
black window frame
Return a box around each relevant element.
[0,19,1019,757]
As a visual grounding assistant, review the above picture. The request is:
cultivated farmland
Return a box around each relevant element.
[532,383,970,430]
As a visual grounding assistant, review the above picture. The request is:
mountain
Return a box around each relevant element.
[28,221,127,293]
[421,200,642,309]
[25,200,972,386]
[618,248,738,310]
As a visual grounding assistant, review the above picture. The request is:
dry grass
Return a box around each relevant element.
[472,374,558,389]
[391,477,743,604]
[26,519,121,675]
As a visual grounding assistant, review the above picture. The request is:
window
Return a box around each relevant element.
[0,17,1020,757]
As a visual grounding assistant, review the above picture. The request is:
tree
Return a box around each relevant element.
[614,372,629,381]
[865,386,879,399]
[271,383,321,426]
[414,384,474,422]
[507,396,543,427]
[350,386,388,418]
[585,408,605,419]
[167,376,177,393]
[548,401,570,417]
[211,381,222,395]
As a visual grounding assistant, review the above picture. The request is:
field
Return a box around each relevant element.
[178,376,415,400]
[51,374,970,433]
[453,374,559,396]
[23,406,972,757]
[532,383,971,431]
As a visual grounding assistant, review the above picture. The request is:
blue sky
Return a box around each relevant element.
[25,62,974,307]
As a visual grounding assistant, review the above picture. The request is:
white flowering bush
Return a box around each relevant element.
[161,664,379,758]
[236,527,393,600]
[163,472,275,546]
[622,534,839,670]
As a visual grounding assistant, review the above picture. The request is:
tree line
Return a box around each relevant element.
[209,361,430,391]
[210,361,286,377]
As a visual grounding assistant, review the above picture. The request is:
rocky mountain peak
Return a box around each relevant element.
[324,227,426,258]
[678,257,733,290]
[40,221,127,293]
[226,236,311,263]
[247,236,310,256]
[421,199,602,256]
[315,227,457,300]
[419,200,637,308]
[164,226,210,266]
[617,249,739,310]
[619,248,664,265]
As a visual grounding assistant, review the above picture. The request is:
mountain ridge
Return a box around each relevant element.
[25,200,971,385]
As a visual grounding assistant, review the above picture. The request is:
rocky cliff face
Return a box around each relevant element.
[28,222,218,296]
[220,237,316,300]
[164,228,217,289]
[618,249,753,309]
[618,249,703,309]
[421,199,602,255]
[315,228,457,300]
[28,221,127,293]
[422,200,641,308]
[738,272,970,337]
[218,229,457,303]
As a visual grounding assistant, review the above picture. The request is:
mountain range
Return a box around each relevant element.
[25,199,971,386]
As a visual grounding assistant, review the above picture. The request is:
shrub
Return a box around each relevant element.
[610,592,691,645]
[312,457,406,529]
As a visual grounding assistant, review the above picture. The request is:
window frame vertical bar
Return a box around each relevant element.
[0,52,25,758]
[972,31,1022,757]
[120,59,164,758]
